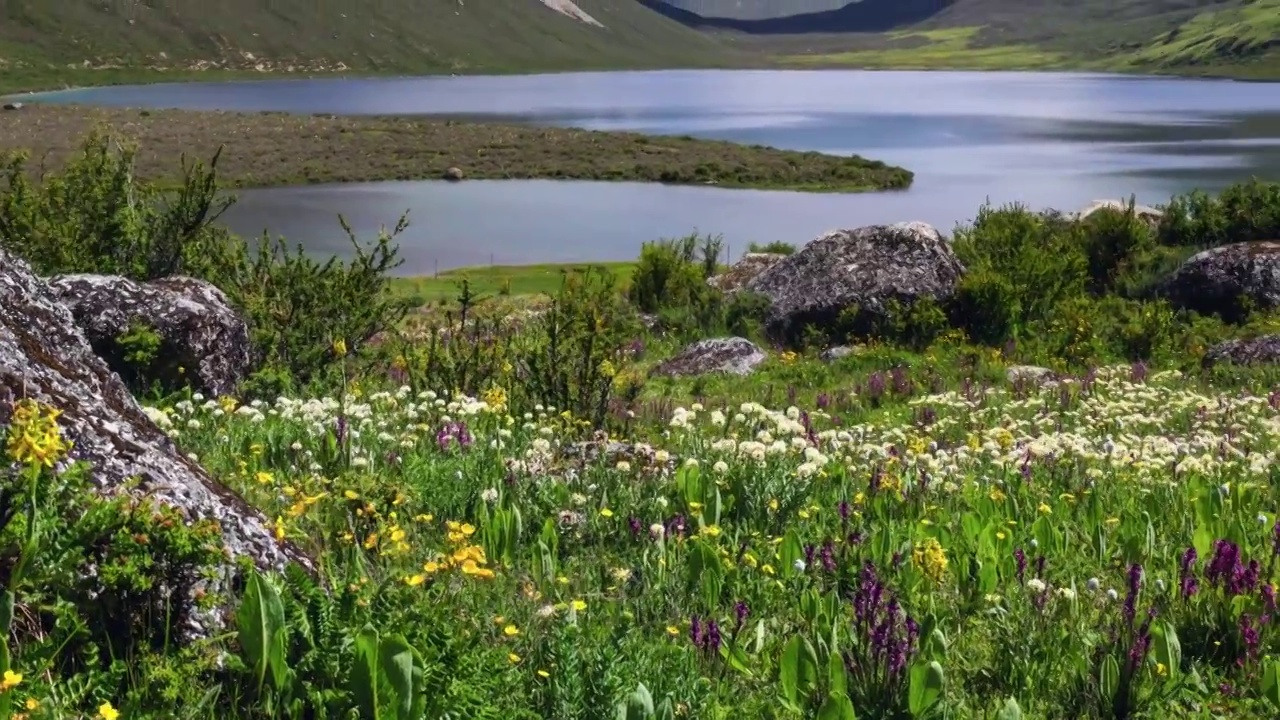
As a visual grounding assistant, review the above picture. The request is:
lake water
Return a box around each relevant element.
[28,70,1280,273]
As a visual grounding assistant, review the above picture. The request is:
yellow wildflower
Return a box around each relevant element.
[404,574,426,587]
[571,599,588,612]
[0,669,21,690]
[600,508,615,519]
[5,399,71,468]
[508,653,521,664]
[666,625,680,636]
[912,538,948,582]
[98,702,121,720]
[503,624,520,637]
[1037,502,1052,515]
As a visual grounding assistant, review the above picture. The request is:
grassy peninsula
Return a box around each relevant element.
[0,104,912,192]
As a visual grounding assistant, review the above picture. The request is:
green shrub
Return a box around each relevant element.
[951,203,1089,340]
[1157,179,1280,249]
[0,127,236,281]
[217,216,410,391]
[745,241,796,255]
[723,291,772,337]
[1076,197,1157,293]
[949,269,1020,346]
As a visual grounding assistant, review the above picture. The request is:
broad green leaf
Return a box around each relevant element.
[236,571,288,693]
[817,693,857,720]
[1151,621,1182,679]
[1262,658,1280,708]
[1100,655,1120,703]
[379,634,417,720]
[351,625,383,720]
[995,697,1023,720]
[828,651,847,696]
[779,633,819,709]
[908,660,944,717]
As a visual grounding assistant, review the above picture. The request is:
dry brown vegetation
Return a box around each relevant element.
[0,104,912,192]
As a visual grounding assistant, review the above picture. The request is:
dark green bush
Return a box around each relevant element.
[217,216,410,391]
[745,240,796,255]
[950,269,1020,346]
[0,128,236,281]
[1156,179,1280,249]
[1076,197,1157,293]
[951,203,1089,338]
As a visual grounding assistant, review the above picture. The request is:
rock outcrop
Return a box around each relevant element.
[1006,365,1056,386]
[1202,335,1280,367]
[48,274,252,398]
[1155,241,1280,320]
[745,222,964,343]
[649,337,766,377]
[0,249,311,626]
[707,253,787,294]
[1075,199,1163,229]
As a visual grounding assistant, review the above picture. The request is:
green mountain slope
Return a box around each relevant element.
[0,0,741,89]
[703,0,1280,78]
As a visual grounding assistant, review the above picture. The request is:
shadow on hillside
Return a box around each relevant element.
[637,0,958,34]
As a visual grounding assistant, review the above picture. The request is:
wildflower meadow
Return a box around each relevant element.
[4,135,1280,719]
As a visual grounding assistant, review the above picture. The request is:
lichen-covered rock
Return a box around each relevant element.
[707,253,787,294]
[649,337,766,377]
[0,249,311,633]
[1006,365,1056,385]
[1201,335,1280,367]
[1075,199,1163,228]
[745,222,964,344]
[1156,241,1280,319]
[820,345,864,362]
[48,274,252,397]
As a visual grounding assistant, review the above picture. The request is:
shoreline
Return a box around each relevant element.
[2,58,1278,100]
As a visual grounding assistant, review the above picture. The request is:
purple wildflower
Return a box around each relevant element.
[1124,564,1143,625]
[820,540,837,573]
[706,620,722,655]
[734,602,750,632]
[1014,548,1027,583]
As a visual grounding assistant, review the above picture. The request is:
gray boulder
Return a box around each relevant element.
[745,222,964,343]
[48,274,252,397]
[650,337,766,377]
[1156,241,1280,319]
[1075,199,1162,229]
[1006,365,1056,385]
[707,253,787,294]
[0,249,311,636]
[820,345,863,362]
[1202,335,1280,367]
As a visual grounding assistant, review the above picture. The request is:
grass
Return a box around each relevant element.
[0,104,913,192]
[388,262,640,307]
[1121,0,1280,70]
[0,0,744,89]
[738,0,1280,79]
[776,26,1071,71]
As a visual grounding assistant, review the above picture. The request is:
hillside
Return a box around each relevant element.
[656,0,1280,77]
[0,0,743,91]
[656,0,853,20]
